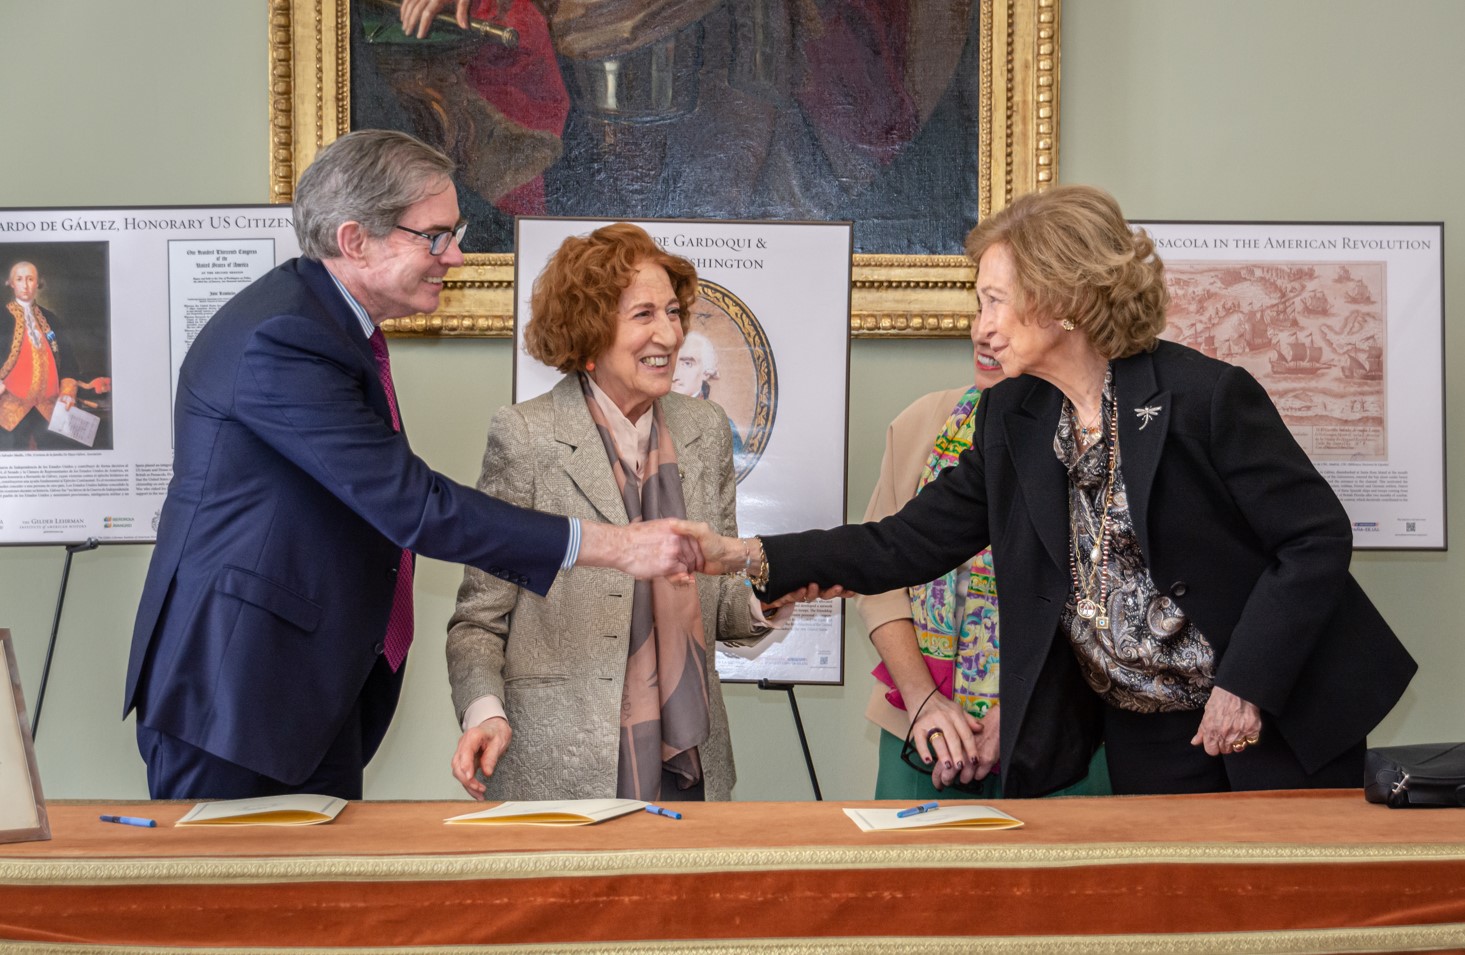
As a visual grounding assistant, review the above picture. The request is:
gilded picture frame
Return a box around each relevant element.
[267,0,1059,339]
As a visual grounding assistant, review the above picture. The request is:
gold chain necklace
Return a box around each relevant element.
[1068,387,1119,631]
[1072,403,1104,449]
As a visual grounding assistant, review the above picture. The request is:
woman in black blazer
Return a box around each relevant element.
[699,185,1415,797]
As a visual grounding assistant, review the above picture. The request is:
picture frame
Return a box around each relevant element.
[512,216,852,684]
[0,206,302,545]
[0,629,50,845]
[266,0,1060,339]
[1134,220,1446,550]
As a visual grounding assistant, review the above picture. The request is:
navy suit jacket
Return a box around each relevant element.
[763,341,1416,796]
[125,257,570,784]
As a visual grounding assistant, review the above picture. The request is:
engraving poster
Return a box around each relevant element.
[1136,221,1444,549]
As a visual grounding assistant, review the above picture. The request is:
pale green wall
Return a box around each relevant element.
[0,1,1458,801]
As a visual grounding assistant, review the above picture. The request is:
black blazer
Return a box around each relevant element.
[765,341,1415,796]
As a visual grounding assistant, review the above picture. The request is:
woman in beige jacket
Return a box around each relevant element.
[446,223,771,802]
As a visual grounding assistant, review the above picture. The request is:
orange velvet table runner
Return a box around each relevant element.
[3,790,1464,953]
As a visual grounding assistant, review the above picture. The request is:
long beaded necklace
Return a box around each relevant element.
[1068,386,1120,631]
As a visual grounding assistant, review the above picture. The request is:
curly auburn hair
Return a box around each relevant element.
[523,223,699,373]
[964,184,1169,359]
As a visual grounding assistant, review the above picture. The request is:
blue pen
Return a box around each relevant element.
[896,801,939,818]
[644,804,682,820]
[100,814,157,828]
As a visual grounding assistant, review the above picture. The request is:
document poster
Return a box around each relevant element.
[1135,221,1445,549]
[514,218,853,684]
[0,206,300,544]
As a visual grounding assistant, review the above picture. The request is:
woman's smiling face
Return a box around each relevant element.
[588,261,686,420]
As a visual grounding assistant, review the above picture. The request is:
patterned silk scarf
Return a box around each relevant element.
[877,387,1000,720]
[580,375,711,800]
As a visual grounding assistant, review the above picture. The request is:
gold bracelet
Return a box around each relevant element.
[746,536,770,590]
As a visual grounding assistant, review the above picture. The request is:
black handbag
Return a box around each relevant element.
[1364,742,1465,808]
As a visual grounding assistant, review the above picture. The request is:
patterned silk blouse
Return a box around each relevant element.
[1056,380,1216,713]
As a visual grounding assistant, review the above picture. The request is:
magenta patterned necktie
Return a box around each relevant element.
[369,329,414,671]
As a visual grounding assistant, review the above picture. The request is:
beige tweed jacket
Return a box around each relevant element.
[446,374,759,801]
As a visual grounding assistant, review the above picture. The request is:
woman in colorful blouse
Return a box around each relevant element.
[855,309,1108,798]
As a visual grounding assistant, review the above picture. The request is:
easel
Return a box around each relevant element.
[30,538,99,735]
[757,679,822,800]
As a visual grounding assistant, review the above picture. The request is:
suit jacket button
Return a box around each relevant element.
[373,642,386,655]
[388,565,398,578]
[1171,581,1188,597]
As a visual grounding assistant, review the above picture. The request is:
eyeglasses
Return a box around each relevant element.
[897,686,993,795]
[395,219,468,255]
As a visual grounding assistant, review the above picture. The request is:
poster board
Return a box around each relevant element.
[0,629,48,844]
[514,218,851,685]
[0,207,301,544]
[1135,221,1446,550]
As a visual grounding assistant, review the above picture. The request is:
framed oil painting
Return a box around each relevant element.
[267,0,1059,338]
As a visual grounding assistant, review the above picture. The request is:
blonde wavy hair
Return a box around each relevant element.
[964,184,1169,358]
[524,222,698,373]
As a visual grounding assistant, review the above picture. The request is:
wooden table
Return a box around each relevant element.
[3,791,1464,953]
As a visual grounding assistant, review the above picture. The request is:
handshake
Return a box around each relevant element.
[576,518,756,581]
[576,519,846,608]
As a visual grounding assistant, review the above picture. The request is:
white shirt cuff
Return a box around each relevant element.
[561,517,581,568]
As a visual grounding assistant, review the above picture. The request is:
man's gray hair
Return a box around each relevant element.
[293,130,456,260]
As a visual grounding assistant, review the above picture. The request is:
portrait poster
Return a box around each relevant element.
[514,217,851,684]
[0,207,301,545]
[0,630,48,844]
[1134,221,1445,549]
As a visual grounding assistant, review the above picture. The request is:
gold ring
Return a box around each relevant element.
[1230,740,1247,753]
[925,729,946,745]
[1244,734,1260,745]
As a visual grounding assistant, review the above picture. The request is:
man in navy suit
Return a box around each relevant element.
[126,130,697,800]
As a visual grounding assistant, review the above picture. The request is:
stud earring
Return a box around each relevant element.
[585,360,596,372]
[1061,319,1076,331]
